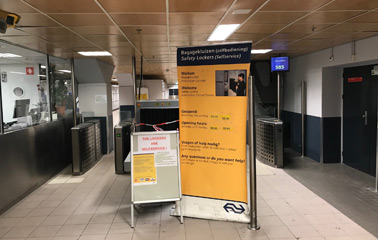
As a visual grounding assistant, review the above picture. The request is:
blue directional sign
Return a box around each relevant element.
[271,56,289,72]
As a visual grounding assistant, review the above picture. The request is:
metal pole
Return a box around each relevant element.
[277,72,281,119]
[0,75,3,134]
[71,59,78,126]
[46,55,53,122]
[301,81,305,157]
[248,76,259,230]
[132,54,137,117]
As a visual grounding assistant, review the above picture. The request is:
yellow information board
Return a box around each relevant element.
[177,43,252,204]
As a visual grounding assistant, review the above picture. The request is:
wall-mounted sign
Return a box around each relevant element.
[348,77,363,83]
[26,67,34,75]
[271,56,289,72]
[95,95,107,103]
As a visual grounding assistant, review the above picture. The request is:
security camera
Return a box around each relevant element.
[329,55,334,62]
[0,10,21,34]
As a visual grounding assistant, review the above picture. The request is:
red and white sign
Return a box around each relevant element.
[137,134,170,153]
[26,67,34,75]
[348,77,362,83]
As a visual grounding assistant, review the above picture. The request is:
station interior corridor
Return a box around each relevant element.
[0,152,376,240]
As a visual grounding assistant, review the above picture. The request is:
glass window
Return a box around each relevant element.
[48,56,73,120]
[0,41,50,133]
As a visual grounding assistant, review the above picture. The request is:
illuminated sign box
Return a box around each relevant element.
[271,56,289,72]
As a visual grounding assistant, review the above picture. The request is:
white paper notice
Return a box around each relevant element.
[137,134,170,153]
[155,150,177,167]
[95,95,107,103]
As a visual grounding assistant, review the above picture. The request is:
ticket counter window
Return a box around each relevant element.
[0,42,50,133]
[48,56,72,120]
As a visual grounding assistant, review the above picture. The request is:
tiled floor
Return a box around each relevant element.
[0,153,377,240]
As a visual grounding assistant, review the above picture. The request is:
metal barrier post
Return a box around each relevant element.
[277,72,281,119]
[301,81,306,157]
[248,76,259,230]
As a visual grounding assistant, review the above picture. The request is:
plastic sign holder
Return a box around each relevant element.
[130,130,183,227]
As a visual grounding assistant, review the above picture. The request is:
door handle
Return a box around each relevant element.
[362,111,368,125]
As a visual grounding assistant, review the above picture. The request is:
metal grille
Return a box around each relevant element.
[256,118,283,168]
[86,120,103,161]
[72,123,99,175]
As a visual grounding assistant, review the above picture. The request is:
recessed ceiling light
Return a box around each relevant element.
[0,53,22,58]
[232,9,252,15]
[59,70,71,73]
[9,71,25,75]
[78,51,112,56]
[251,49,273,54]
[208,24,240,41]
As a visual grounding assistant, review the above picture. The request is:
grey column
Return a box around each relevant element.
[248,76,259,230]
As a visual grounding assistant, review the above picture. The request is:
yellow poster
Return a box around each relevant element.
[178,43,251,203]
[133,154,157,185]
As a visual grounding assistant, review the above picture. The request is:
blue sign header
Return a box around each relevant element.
[177,43,252,66]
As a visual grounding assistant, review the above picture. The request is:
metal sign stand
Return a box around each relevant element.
[248,76,259,230]
[130,131,183,228]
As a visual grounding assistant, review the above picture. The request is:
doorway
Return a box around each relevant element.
[343,65,377,176]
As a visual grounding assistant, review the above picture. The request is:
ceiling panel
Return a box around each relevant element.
[231,0,267,12]
[321,23,377,32]
[170,34,208,41]
[222,14,250,25]
[280,23,334,33]
[111,13,166,25]
[120,26,166,35]
[24,0,102,13]
[227,33,271,42]
[170,13,223,25]
[69,26,121,35]
[2,28,29,36]
[17,13,60,27]
[0,0,38,13]
[261,0,332,11]
[246,12,308,24]
[320,0,378,11]
[84,34,129,43]
[307,31,350,39]
[169,0,232,12]
[267,32,312,40]
[48,14,114,27]
[98,0,165,13]
[18,27,73,36]
[347,10,378,23]
[236,24,286,34]
[169,25,214,35]
[297,11,365,24]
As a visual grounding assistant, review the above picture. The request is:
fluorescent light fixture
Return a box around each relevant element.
[39,75,46,77]
[40,65,46,69]
[59,70,71,73]
[9,71,26,75]
[78,51,112,56]
[208,24,240,41]
[0,53,22,58]
[233,9,251,15]
[251,49,273,54]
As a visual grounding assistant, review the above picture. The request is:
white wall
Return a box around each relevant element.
[78,83,112,116]
[119,86,134,105]
[1,65,41,123]
[285,35,378,118]
[142,80,167,99]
